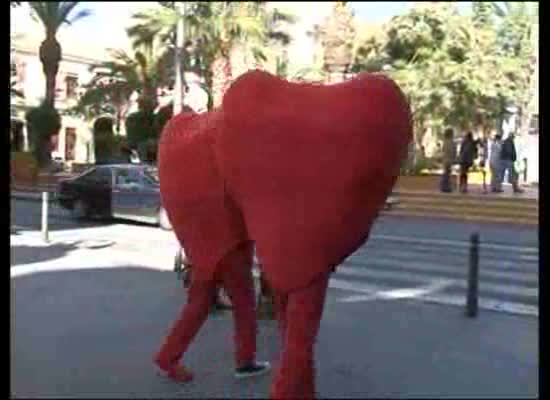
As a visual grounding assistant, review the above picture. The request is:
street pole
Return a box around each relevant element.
[41,192,49,243]
[466,232,479,318]
[173,2,185,115]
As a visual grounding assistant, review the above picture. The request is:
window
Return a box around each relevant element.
[65,75,78,98]
[95,168,114,186]
[143,167,159,185]
[114,168,143,186]
[80,168,112,187]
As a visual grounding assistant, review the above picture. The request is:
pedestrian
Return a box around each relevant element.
[458,131,477,193]
[500,132,524,193]
[439,128,456,193]
[489,134,503,192]
[476,135,489,194]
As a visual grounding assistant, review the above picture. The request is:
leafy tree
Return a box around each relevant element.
[351,1,537,159]
[127,2,294,110]
[318,1,356,78]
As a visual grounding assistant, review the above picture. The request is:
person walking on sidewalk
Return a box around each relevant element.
[458,131,477,193]
[489,134,503,192]
[500,132,524,193]
[439,128,456,193]
[476,135,489,194]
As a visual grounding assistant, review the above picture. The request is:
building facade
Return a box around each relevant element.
[11,30,112,165]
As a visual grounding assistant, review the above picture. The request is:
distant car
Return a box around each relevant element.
[56,164,172,230]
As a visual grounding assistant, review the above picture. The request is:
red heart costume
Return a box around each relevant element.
[156,70,412,398]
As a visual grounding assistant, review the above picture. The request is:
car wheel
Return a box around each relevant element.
[71,199,89,220]
[158,207,172,230]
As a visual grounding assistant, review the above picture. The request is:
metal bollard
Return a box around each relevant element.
[466,232,479,317]
[41,192,49,243]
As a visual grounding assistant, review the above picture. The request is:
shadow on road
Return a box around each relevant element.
[10,264,538,399]
[10,241,115,267]
[10,265,276,399]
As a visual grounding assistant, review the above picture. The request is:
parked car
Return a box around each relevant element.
[56,164,172,230]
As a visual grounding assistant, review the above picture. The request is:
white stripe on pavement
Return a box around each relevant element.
[342,258,539,283]
[339,279,456,302]
[358,242,539,262]
[334,266,537,298]
[333,278,538,317]
[348,254,538,283]
[369,234,539,254]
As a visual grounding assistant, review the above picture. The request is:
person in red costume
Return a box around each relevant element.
[156,70,412,398]
[155,110,271,382]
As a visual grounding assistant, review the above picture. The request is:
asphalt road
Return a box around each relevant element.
[10,198,539,397]
[11,198,539,316]
[11,198,539,246]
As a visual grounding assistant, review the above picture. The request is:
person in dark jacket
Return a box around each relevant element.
[458,131,477,193]
[500,133,523,193]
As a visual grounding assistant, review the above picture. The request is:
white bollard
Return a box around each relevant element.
[42,192,49,243]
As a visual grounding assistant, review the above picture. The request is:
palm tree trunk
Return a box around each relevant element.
[39,35,62,108]
[204,70,214,111]
[45,69,57,108]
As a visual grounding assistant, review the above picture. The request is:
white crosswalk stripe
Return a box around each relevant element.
[331,236,539,317]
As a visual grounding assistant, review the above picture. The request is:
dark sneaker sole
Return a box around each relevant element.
[234,362,271,379]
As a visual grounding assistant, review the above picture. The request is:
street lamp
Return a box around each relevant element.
[173,2,186,115]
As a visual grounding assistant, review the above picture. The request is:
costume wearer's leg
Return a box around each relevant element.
[155,277,216,369]
[219,241,258,368]
[270,273,330,400]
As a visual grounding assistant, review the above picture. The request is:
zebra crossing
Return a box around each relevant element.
[329,234,539,317]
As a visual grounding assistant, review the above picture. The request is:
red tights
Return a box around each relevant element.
[270,273,330,400]
[156,242,257,369]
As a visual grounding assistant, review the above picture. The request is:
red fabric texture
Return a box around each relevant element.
[159,111,248,282]
[155,241,257,368]
[159,70,412,292]
[218,70,412,292]
[271,273,330,399]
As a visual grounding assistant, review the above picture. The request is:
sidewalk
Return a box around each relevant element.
[11,234,538,398]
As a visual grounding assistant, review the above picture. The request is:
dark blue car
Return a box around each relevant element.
[56,164,172,230]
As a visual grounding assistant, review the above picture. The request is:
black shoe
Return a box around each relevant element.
[234,361,271,379]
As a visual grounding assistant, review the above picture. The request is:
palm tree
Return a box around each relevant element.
[318,1,356,81]
[28,2,91,108]
[127,2,294,109]
[74,39,172,146]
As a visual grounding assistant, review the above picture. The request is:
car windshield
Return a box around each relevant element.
[143,167,159,185]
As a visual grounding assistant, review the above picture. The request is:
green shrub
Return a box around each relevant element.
[126,111,156,148]
[25,103,61,167]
